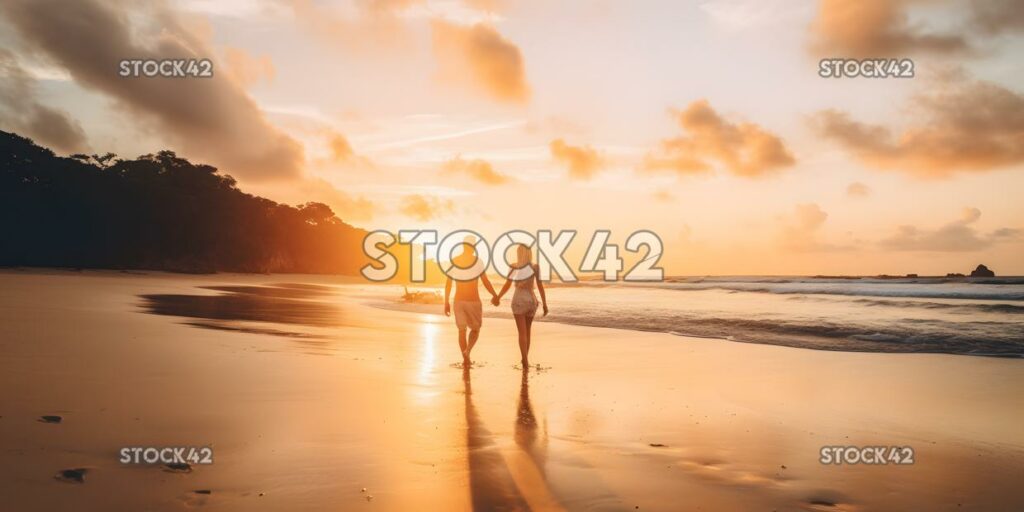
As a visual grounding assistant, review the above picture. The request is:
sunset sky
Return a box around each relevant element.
[1,0,1022,275]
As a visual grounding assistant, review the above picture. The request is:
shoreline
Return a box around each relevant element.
[382,299,1024,359]
[5,268,1022,358]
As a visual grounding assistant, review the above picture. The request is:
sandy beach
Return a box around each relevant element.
[1,270,1023,511]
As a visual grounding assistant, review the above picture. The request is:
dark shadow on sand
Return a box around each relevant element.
[138,283,359,338]
[182,321,329,340]
[467,367,625,511]
[202,283,336,300]
[515,368,546,470]
[463,368,529,511]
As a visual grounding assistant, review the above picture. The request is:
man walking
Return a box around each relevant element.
[444,240,497,366]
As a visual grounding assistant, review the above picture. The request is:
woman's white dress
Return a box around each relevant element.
[510,265,539,316]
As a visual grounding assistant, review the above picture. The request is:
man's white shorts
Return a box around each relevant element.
[454,300,482,330]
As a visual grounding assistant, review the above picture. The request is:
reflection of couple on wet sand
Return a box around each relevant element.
[444,241,548,367]
[463,367,563,511]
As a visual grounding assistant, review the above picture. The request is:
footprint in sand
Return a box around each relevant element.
[450,361,486,370]
[39,415,63,424]
[513,363,552,372]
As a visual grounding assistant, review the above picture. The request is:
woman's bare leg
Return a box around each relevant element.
[524,313,535,356]
[514,313,529,366]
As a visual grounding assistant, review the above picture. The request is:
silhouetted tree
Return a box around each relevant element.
[0,130,387,275]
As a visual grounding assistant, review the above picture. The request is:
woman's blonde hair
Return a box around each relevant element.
[515,243,532,267]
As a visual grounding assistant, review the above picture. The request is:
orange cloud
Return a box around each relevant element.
[644,100,795,178]
[549,139,603,180]
[401,194,454,221]
[971,0,1024,35]
[221,46,275,88]
[431,19,530,103]
[780,203,850,253]
[1,0,304,181]
[653,190,674,202]
[880,207,1020,252]
[846,182,871,197]
[329,132,355,162]
[316,130,375,171]
[796,203,828,230]
[813,80,1024,177]
[290,0,420,52]
[0,50,88,153]
[810,0,1024,58]
[366,0,423,13]
[442,156,511,185]
[810,0,968,57]
[462,0,504,13]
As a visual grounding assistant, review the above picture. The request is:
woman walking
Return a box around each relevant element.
[494,244,548,366]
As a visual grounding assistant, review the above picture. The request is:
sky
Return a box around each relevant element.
[1,0,1022,276]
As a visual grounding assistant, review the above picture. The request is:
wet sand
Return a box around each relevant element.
[1,270,1023,511]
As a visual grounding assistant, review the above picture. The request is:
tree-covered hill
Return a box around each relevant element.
[0,130,377,274]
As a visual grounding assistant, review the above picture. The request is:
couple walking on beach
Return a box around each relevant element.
[444,240,548,367]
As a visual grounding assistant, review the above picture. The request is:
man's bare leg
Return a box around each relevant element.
[458,327,470,364]
[466,328,481,362]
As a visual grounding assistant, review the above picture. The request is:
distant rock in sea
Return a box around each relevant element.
[946,273,965,278]
[970,264,995,278]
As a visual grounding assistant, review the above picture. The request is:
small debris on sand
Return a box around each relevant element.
[55,468,87,483]
[808,499,837,507]
[401,286,443,304]
[164,462,192,473]
[193,490,212,495]
[649,443,667,448]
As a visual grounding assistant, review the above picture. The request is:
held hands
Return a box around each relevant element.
[490,294,500,307]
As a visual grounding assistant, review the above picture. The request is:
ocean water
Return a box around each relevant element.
[535,277,1024,357]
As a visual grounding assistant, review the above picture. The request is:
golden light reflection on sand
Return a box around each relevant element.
[414,317,440,405]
